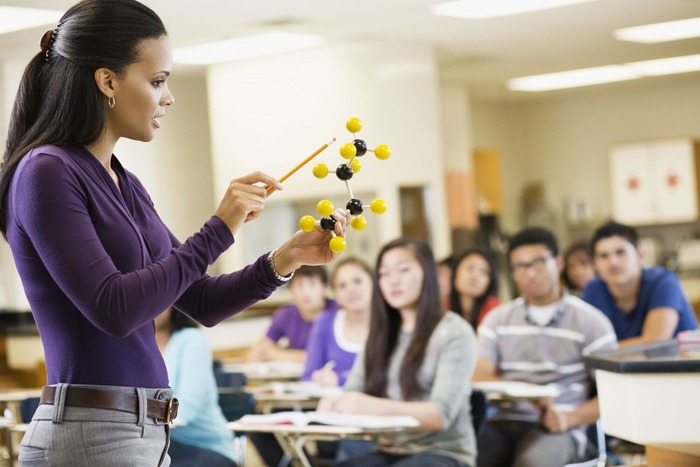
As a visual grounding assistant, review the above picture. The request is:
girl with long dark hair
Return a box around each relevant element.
[449,248,500,330]
[318,238,478,467]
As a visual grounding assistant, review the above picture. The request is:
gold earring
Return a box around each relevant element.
[108,96,116,109]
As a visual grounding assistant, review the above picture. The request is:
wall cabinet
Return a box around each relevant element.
[610,138,700,225]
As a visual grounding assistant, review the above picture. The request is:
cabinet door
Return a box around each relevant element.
[649,139,698,223]
[610,143,654,224]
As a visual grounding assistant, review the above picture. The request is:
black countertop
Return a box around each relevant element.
[584,339,700,374]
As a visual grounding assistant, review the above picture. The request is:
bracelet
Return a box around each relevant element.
[267,250,294,282]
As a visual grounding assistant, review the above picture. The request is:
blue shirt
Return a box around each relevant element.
[583,267,698,340]
[164,328,236,462]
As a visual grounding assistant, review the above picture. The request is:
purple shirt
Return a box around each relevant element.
[266,299,338,350]
[6,145,286,388]
[301,309,364,385]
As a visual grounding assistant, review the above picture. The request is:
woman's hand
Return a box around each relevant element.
[272,208,351,276]
[214,172,283,236]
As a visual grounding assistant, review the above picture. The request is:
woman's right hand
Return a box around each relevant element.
[214,172,282,236]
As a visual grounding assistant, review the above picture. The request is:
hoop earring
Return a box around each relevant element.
[108,96,116,109]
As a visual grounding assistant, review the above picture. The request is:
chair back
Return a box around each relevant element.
[564,419,607,467]
[470,389,488,434]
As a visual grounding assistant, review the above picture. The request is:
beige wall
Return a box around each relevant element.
[471,74,700,244]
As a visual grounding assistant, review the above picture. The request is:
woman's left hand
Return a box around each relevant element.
[272,208,351,276]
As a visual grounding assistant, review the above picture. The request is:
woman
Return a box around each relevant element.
[155,308,237,467]
[318,238,478,467]
[562,240,596,296]
[302,257,372,386]
[449,248,500,330]
[0,1,348,465]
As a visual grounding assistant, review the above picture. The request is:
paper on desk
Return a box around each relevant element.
[222,361,304,377]
[257,381,343,398]
[238,411,420,429]
[472,381,562,398]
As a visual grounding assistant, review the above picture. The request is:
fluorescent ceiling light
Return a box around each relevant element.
[431,0,598,19]
[173,32,325,65]
[508,65,638,92]
[0,6,63,35]
[626,54,700,76]
[508,54,700,92]
[614,17,700,43]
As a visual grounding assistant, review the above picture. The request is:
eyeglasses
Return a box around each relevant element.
[510,255,552,275]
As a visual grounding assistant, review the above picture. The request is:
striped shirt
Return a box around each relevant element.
[478,292,617,449]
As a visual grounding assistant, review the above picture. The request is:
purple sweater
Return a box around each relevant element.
[6,145,286,388]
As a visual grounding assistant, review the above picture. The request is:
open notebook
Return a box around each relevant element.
[238,411,420,429]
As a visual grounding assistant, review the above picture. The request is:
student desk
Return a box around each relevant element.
[228,419,414,467]
[584,340,700,466]
[221,362,304,387]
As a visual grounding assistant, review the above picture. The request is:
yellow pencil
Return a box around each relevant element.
[266,137,336,194]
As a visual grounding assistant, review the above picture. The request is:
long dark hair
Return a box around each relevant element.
[449,247,499,329]
[364,237,444,401]
[0,0,167,235]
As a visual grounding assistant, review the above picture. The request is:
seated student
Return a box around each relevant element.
[562,240,596,296]
[248,265,338,363]
[449,247,500,330]
[583,221,698,348]
[318,237,477,467]
[155,307,237,467]
[474,227,617,467]
[303,257,373,386]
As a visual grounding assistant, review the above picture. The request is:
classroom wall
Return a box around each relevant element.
[471,74,700,243]
[206,40,449,272]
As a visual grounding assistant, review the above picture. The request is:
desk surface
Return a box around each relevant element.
[228,420,412,436]
[584,339,700,373]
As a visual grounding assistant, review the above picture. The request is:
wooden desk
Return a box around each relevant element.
[229,419,415,467]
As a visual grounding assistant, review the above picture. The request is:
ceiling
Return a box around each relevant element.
[2,0,700,101]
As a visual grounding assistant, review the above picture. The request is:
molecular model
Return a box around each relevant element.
[299,117,392,253]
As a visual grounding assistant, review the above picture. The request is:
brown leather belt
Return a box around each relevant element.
[40,386,179,422]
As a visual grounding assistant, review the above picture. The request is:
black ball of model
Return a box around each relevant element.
[320,217,337,231]
[336,164,354,181]
[346,198,364,215]
[353,139,367,157]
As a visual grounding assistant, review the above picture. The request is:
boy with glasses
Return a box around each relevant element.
[473,227,617,467]
[583,221,697,348]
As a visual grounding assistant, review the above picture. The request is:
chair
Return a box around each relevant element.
[470,389,488,434]
[564,419,607,467]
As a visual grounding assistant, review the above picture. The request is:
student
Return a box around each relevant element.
[155,307,237,467]
[583,221,698,347]
[0,1,349,464]
[318,237,478,467]
[302,257,372,386]
[562,240,596,296]
[474,227,617,467]
[449,247,500,329]
[248,265,338,363]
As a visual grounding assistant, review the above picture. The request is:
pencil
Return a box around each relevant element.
[266,137,337,194]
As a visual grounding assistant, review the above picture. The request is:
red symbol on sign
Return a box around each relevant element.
[627,177,639,191]
[667,173,679,187]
